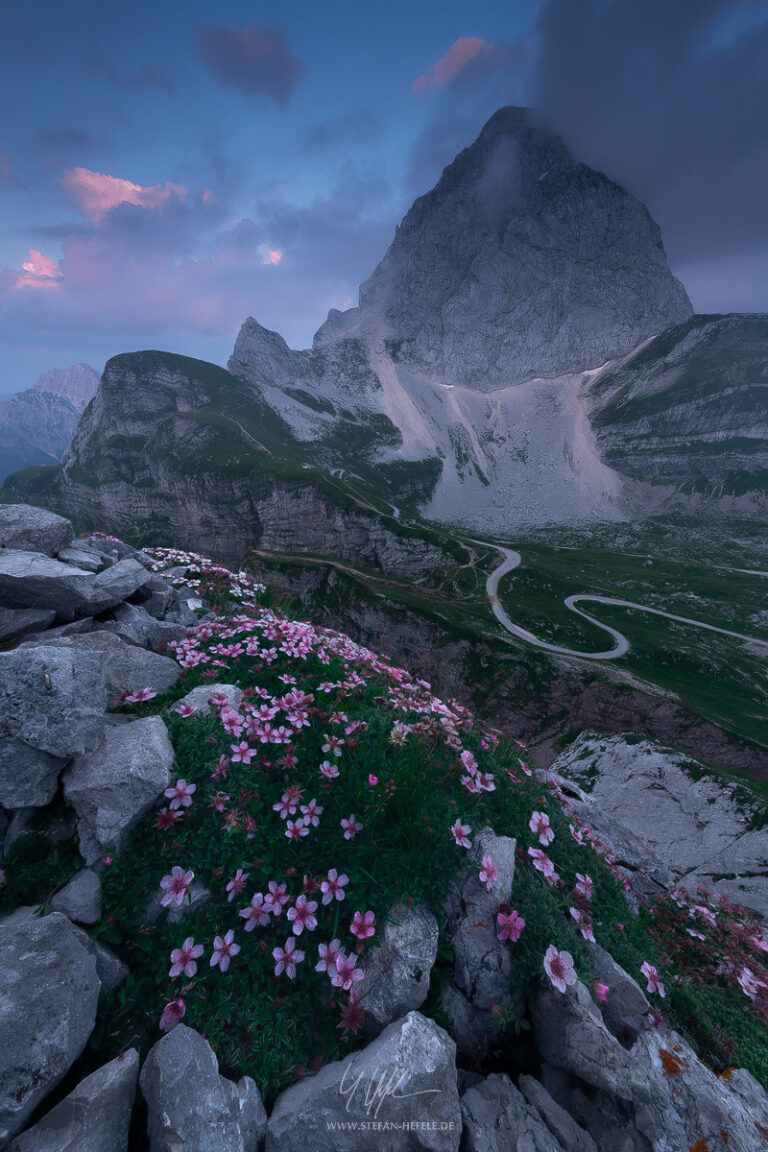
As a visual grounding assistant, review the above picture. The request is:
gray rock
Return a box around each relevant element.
[64,716,175,861]
[0,738,67,809]
[0,905,40,930]
[439,984,498,1065]
[175,683,244,714]
[50,869,102,924]
[550,733,768,915]
[0,505,73,556]
[19,617,95,644]
[0,607,56,644]
[529,979,659,1108]
[0,644,107,759]
[22,630,181,706]
[584,942,649,1045]
[518,1076,597,1152]
[358,902,438,1029]
[56,545,103,572]
[0,552,149,620]
[140,1024,266,1152]
[461,1073,565,1152]
[0,912,100,1145]
[68,924,129,1004]
[104,602,187,649]
[266,1011,461,1151]
[8,1048,139,1152]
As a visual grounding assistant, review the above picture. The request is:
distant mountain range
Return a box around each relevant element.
[0,363,99,483]
[3,107,766,551]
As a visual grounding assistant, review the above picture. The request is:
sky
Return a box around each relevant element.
[1,0,766,396]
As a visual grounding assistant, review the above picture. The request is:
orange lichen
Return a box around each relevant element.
[718,1067,734,1081]
[660,1047,685,1077]
[755,1119,768,1142]
[689,1142,710,1152]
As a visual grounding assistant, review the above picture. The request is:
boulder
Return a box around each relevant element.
[69,924,129,1004]
[140,1025,266,1152]
[518,1076,597,1152]
[0,505,73,556]
[460,1073,566,1152]
[7,1049,139,1152]
[0,552,149,621]
[0,912,100,1145]
[266,1011,461,1151]
[56,544,104,572]
[0,738,67,809]
[357,902,439,1029]
[0,607,55,644]
[22,630,181,705]
[64,716,175,861]
[175,683,244,714]
[50,869,102,924]
[0,644,107,760]
[584,942,649,1046]
[104,602,186,649]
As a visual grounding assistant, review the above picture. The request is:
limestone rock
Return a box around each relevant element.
[104,602,187,649]
[140,1025,266,1152]
[551,733,768,915]
[22,630,181,705]
[584,941,650,1046]
[56,544,103,572]
[175,683,244,714]
[0,607,56,644]
[0,505,73,556]
[460,1073,566,1152]
[0,551,149,620]
[8,1049,138,1152]
[0,912,100,1145]
[68,924,129,1004]
[50,869,102,924]
[0,738,67,809]
[518,1076,597,1152]
[357,902,439,1028]
[64,716,175,861]
[266,1011,460,1151]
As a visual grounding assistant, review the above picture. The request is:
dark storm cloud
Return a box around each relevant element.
[532,0,768,269]
[198,23,303,107]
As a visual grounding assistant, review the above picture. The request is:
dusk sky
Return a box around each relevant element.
[1,0,767,396]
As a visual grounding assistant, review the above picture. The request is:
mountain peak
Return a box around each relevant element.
[33,363,99,409]
[357,106,692,390]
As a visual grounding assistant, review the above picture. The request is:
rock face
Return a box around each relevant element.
[7,1049,138,1152]
[551,733,768,915]
[356,106,691,391]
[460,1073,570,1152]
[0,913,100,1146]
[357,902,439,1028]
[266,1011,461,1151]
[140,1025,267,1152]
[0,505,73,554]
[0,364,98,484]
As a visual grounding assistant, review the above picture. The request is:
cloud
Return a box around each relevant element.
[300,111,381,154]
[532,0,768,273]
[83,52,174,94]
[0,150,29,192]
[59,168,188,223]
[198,23,302,106]
[12,249,63,291]
[412,36,511,90]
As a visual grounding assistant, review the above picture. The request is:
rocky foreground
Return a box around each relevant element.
[2,503,768,1151]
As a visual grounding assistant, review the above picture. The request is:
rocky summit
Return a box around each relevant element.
[0,363,99,484]
[2,503,768,1151]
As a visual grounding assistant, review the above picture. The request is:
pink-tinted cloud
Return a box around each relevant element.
[198,23,303,106]
[13,249,64,291]
[267,249,283,265]
[412,37,506,90]
[59,167,188,223]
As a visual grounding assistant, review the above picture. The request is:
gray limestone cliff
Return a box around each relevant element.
[0,364,99,483]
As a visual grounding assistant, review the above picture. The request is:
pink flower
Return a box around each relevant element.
[479,853,498,892]
[321,868,349,905]
[239,892,271,931]
[477,772,496,792]
[300,798,323,826]
[159,998,186,1032]
[640,962,665,998]
[460,750,478,775]
[367,774,378,786]
[287,894,318,935]
[231,741,256,764]
[285,817,310,841]
[575,873,594,900]
[315,939,343,975]
[210,930,240,972]
[124,687,157,703]
[273,937,305,979]
[163,779,197,810]
[529,811,554,846]
[211,791,230,812]
[350,910,376,940]
[450,820,472,848]
[544,945,577,994]
[265,880,290,915]
[737,966,767,1000]
[226,869,249,902]
[174,703,197,717]
[496,910,525,942]
[320,760,339,780]
[333,952,364,991]
[528,847,559,886]
[341,814,363,841]
[322,733,344,757]
[592,981,609,1003]
[169,937,204,978]
[159,866,194,907]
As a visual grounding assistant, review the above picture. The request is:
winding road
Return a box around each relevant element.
[482,544,768,661]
